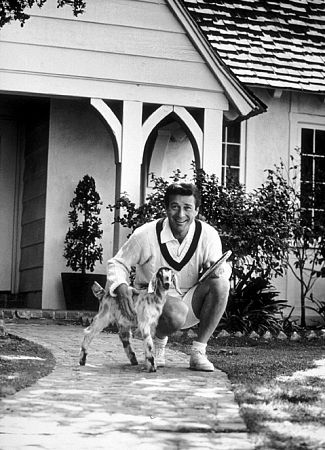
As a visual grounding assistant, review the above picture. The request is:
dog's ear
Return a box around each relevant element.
[172,272,182,295]
[92,281,105,299]
[147,273,157,294]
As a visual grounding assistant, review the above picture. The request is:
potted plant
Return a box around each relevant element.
[61,175,106,310]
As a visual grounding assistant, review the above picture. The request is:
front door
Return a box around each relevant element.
[0,118,19,292]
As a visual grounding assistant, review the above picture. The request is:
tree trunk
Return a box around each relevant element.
[300,265,306,327]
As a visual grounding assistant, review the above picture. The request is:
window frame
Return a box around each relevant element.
[221,120,246,185]
[299,124,325,227]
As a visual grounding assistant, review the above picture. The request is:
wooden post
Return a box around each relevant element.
[120,101,143,202]
[202,109,223,178]
[117,100,143,246]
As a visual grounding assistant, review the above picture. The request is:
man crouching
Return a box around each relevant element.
[106,182,231,372]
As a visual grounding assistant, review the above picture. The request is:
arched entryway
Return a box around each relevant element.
[141,105,203,201]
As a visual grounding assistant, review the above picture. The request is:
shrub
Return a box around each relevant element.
[194,166,293,282]
[64,175,103,274]
[219,277,288,335]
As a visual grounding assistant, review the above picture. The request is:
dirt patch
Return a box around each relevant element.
[0,333,56,397]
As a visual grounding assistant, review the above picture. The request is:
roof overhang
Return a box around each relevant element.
[166,0,267,120]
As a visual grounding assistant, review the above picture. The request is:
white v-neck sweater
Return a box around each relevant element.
[106,218,223,296]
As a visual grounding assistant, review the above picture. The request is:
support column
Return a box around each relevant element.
[90,98,123,255]
[120,101,143,203]
[202,109,223,178]
[117,100,143,247]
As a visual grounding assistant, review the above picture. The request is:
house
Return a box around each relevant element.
[0,0,323,315]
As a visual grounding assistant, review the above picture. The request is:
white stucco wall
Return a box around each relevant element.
[245,89,325,189]
[244,89,292,191]
[42,99,116,309]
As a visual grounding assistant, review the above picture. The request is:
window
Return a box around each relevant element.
[222,121,241,185]
[300,127,325,228]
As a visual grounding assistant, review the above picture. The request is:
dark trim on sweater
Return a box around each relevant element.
[156,219,202,271]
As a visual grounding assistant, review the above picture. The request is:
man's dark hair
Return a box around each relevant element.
[164,182,201,209]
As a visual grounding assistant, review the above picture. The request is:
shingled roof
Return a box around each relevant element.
[182,0,325,93]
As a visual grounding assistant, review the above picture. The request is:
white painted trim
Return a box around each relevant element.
[202,109,223,176]
[290,113,325,128]
[174,106,203,154]
[268,89,283,99]
[142,104,203,162]
[0,69,227,109]
[90,98,122,162]
[120,100,143,205]
[240,120,247,185]
[289,112,325,165]
[142,105,173,144]
[288,112,325,201]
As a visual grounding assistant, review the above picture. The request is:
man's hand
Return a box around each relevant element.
[201,261,232,280]
[115,284,138,320]
[214,262,232,279]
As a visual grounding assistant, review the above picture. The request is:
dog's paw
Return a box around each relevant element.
[79,351,87,366]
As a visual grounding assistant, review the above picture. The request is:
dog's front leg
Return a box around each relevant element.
[79,299,110,365]
[139,324,156,372]
[118,326,138,365]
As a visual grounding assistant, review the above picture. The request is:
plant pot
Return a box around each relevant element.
[61,273,106,311]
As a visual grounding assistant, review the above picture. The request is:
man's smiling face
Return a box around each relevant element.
[166,194,199,241]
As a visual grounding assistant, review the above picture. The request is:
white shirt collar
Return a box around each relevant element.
[160,218,196,245]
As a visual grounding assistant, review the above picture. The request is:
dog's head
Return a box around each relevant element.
[148,267,182,295]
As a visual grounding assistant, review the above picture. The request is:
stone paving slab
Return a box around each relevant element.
[0,322,255,449]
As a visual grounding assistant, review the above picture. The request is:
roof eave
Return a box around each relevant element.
[245,82,325,96]
[166,0,267,119]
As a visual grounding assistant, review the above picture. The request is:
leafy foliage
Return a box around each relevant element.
[194,166,293,281]
[0,0,86,28]
[64,175,103,274]
[219,277,288,335]
[107,171,185,235]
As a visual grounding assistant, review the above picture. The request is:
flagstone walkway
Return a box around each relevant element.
[0,322,255,449]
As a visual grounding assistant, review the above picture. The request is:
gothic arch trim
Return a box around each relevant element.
[174,106,203,156]
[142,105,173,146]
[142,105,203,160]
[90,98,122,163]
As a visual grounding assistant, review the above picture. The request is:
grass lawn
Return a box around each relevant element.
[170,332,325,450]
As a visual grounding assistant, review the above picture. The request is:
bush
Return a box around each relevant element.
[64,175,103,274]
[219,277,288,335]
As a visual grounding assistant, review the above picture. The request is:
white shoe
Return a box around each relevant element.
[189,350,214,372]
[154,345,166,367]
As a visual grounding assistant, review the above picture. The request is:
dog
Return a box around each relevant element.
[79,267,181,372]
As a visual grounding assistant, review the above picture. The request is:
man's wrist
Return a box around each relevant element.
[108,281,128,297]
[114,283,129,296]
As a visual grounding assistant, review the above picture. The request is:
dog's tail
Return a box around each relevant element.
[92,281,106,301]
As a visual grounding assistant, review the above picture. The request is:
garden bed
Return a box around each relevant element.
[0,333,55,397]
